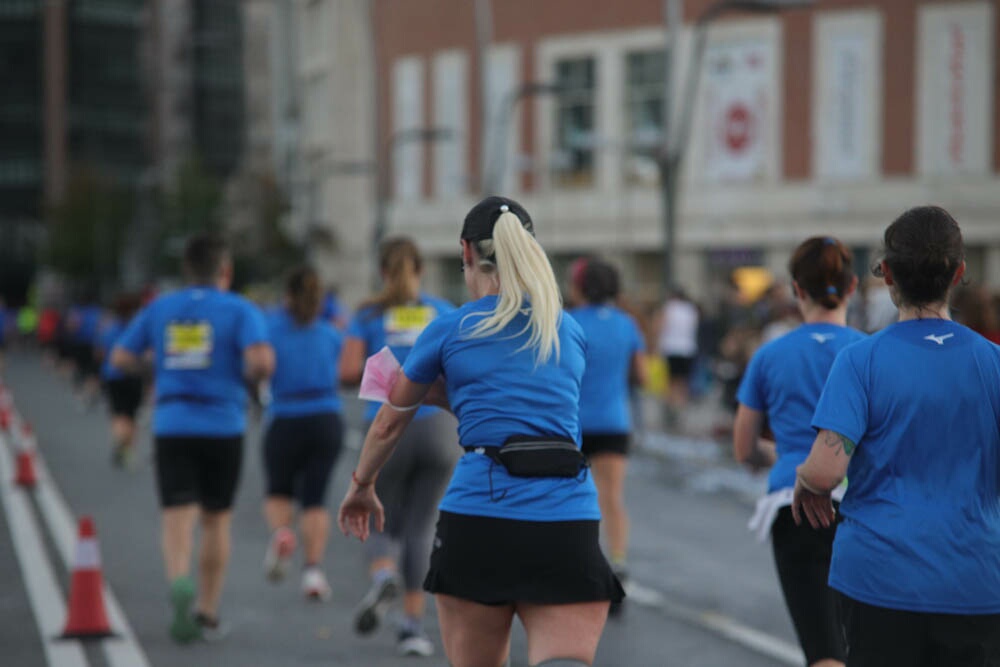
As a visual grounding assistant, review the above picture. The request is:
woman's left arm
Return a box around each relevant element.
[338,374,431,541]
[792,429,854,529]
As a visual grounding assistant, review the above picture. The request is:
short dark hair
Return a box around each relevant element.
[789,236,854,310]
[874,206,964,307]
[182,233,229,284]
[575,258,620,304]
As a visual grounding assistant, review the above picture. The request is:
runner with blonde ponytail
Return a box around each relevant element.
[339,196,621,667]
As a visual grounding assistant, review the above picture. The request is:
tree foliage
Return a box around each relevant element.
[45,166,132,294]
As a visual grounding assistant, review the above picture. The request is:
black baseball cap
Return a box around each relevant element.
[460,196,534,243]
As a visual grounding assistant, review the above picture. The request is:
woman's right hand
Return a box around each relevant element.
[338,482,385,542]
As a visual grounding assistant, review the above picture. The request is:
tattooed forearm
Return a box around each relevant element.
[821,430,856,457]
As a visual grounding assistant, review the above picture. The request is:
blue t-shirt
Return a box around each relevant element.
[570,304,645,434]
[68,305,103,344]
[116,287,269,437]
[98,319,128,381]
[267,309,343,418]
[403,295,600,522]
[737,323,866,492]
[346,294,455,421]
[812,319,1000,614]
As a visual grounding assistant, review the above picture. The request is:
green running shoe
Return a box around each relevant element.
[169,576,200,643]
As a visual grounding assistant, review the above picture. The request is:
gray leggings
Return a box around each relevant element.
[364,410,459,590]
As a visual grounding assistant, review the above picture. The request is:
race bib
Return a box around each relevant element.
[165,321,214,370]
[384,306,434,348]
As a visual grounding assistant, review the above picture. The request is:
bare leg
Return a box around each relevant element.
[517,601,609,666]
[811,661,844,667]
[436,594,514,667]
[588,453,629,565]
[161,504,199,580]
[110,416,135,448]
[300,508,329,565]
[403,591,425,619]
[197,510,232,617]
[369,556,397,577]
[263,496,294,532]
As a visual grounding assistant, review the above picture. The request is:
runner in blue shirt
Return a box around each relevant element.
[734,237,863,667]
[338,197,621,667]
[339,237,459,657]
[96,293,144,468]
[66,297,104,405]
[794,206,1000,666]
[261,266,344,602]
[112,233,274,643]
[568,257,646,615]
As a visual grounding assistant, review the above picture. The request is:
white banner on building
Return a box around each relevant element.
[393,57,424,199]
[700,39,775,183]
[918,2,995,176]
[433,51,468,197]
[814,11,881,180]
[486,45,522,194]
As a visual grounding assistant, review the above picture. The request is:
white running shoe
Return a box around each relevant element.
[353,572,401,635]
[301,567,332,602]
[263,527,296,582]
[397,629,435,657]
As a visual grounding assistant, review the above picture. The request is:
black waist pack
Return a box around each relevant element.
[467,435,587,478]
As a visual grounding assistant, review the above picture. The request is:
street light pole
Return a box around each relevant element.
[657,0,815,295]
[483,82,563,196]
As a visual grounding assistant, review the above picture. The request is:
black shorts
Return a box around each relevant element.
[838,593,1000,667]
[771,506,846,664]
[424,510,624,606]
[665,355,695,379]
[263,412,343,508]
[581,433,630,457]
[71,342,98,378]
[104,377,144,418]
[155,436,243,511]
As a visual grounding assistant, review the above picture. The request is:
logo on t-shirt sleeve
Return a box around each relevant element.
[165,321,214,369]
[384,306,434,348]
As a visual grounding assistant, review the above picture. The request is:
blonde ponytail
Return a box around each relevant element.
[466,212,562,363]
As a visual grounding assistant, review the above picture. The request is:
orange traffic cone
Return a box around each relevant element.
[13,421,37,488]
[14,451,37,488]
[61,517,113,639]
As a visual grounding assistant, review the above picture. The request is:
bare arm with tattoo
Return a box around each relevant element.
[791,428,855,528]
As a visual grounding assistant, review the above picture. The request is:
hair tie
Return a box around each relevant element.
[499,204,509,213]
[823,238,837,246]
[826,285,838,294]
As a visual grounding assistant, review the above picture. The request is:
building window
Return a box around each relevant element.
[552,57,595,188]
[625,50,665,185]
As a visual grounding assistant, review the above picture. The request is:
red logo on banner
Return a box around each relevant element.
[723,103,754,153]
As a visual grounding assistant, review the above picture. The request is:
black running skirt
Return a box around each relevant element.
[424,510,624,606]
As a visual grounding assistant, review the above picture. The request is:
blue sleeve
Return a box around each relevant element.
[345,311,369,343]
[328,326,344,362]
[238,302,269,349]
[402,315,451,384]
[116,307,151,354]
[736,347,767,411]
[628,315,645,354]
[811,349,868,444]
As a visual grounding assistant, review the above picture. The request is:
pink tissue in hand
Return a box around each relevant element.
[358,346,402,403]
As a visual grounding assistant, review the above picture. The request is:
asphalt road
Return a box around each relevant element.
[0,349,801,667]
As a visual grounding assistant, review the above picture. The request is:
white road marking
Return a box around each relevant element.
[634,578,805,666]
[0,435,89,667]
[33,456,153,667]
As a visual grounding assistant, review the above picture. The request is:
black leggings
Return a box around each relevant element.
[263,412,343,508]
[771,505,847,665]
